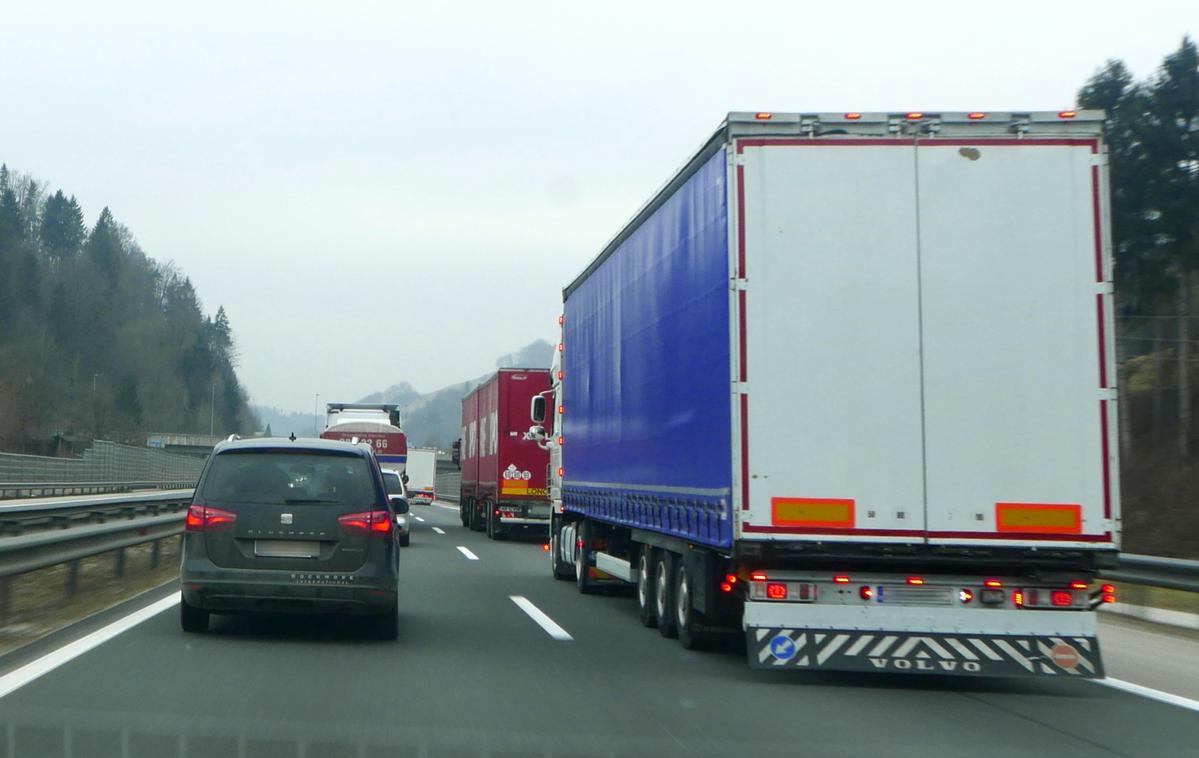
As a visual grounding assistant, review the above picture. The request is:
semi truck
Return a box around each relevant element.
[458,369,552,539]
[405,448,437,505]
[320,403,408,473]
[530,110,1120,677]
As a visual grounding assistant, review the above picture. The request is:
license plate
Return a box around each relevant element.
[254,540,320,558]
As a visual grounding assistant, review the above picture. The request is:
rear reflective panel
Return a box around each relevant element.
[198,451,380,571]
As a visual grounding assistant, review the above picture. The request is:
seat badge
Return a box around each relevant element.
[280,513,294,525]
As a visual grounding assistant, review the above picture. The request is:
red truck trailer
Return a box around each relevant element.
[458,369,551,539]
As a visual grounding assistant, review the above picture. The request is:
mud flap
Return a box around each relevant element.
[747,627,1103,677]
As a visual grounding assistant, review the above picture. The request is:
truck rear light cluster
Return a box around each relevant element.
[338,510,392,536]
[720,573,738,593]
[1101,584,1116,604]
[1014,588,1088,609]
[749,578,816,602]
[185,504,237,532]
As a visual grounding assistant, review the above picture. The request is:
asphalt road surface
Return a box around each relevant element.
[2,502,1198,758]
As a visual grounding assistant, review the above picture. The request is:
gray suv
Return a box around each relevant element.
[180,437,403,639]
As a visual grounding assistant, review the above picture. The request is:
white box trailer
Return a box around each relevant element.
[543,110,1119,677]
[405,448,437,505]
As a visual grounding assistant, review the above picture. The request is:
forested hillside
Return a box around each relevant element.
[0,165,257,453]
[1079,38,1199,556]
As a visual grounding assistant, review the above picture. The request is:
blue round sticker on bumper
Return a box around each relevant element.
[769,634,797,661]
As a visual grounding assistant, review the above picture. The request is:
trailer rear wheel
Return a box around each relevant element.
[486,506,508,541]
[674,561,707,650]
[636,546,657,628]
[459,498,470,527]
[655,551,677,638]
[574,520,597,594]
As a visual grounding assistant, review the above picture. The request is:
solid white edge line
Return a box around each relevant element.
[0,592,180,700]
[510,595,573,641]
[1097,677,1199,713]
[432,527,446,535]
[456,546,479,560]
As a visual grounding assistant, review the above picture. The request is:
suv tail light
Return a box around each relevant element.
[338,510,393,535]
[185,504,237,532]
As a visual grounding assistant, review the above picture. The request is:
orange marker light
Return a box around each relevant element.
[906,576,925,585]
[557,314,565,325]
[754,112,773,120]
[833,575,851,584]
[968,112,986,120]
[1059,110,1077,118]
[845,112,862,120]
[906,112,924,120]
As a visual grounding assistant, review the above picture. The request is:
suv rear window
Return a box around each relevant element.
[201,451,377,506]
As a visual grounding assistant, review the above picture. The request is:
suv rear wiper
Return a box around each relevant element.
[283,498,340,504]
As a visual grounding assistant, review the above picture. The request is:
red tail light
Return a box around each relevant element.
[1013,591,1025,607]
[859,586,873,600]
[983,579,1003,588]
[833,575,850,584]
[1051,591,1073,607]
[766,582,788,599]
[720,581,734,593]
[750,572,768,581]
[541,543,550,551]
[1070,581,1088,590]
[724,574,738,584]
[906,576,924,585]
[338,510,392,535]
[185,504,236,532]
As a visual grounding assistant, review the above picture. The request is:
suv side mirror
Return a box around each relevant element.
[389,495,409,514]
[531,395,546,424]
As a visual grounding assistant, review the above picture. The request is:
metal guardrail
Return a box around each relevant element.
[1103,553,1199,593]
[0,489,193,618]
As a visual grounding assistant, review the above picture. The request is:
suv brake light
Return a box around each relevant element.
[185,504,237,532]
[338,510,392,535]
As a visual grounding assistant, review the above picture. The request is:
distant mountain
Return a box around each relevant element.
[253,340,554,448]
[251,406,323,439]
[356,381,421,407]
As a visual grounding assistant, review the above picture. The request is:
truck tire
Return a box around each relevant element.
[459,498,470,527]
[655,551,678,638]
[470,500,485,532]
[636,546,657,628]
[180,598,209,633]
[550,520,573,580]
[674,561,707,650]
[486,506,508,541]
[575,520,597,594]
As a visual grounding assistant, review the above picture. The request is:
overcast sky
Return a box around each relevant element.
[5,1,1195,412]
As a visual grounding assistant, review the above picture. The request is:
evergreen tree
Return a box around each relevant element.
[40,190,87,263]
[84,207,124,285]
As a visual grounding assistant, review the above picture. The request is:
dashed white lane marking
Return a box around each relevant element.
[1097,677,1199,714]
[433,502,458,512]
[510,596,573,641]
[0,592,180,700]
[413,516,425,522]
[456,546,479,560]
[432,527,446,535]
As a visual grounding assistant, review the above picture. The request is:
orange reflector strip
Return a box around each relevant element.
[771,498,855,528]
[994,503,1082,534]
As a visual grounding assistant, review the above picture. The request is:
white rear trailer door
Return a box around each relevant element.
[735,135,1116,550]
[736,140,926,541]
[916,139,1116,547]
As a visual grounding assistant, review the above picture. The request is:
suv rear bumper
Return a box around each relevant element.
[182,558,397,616]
